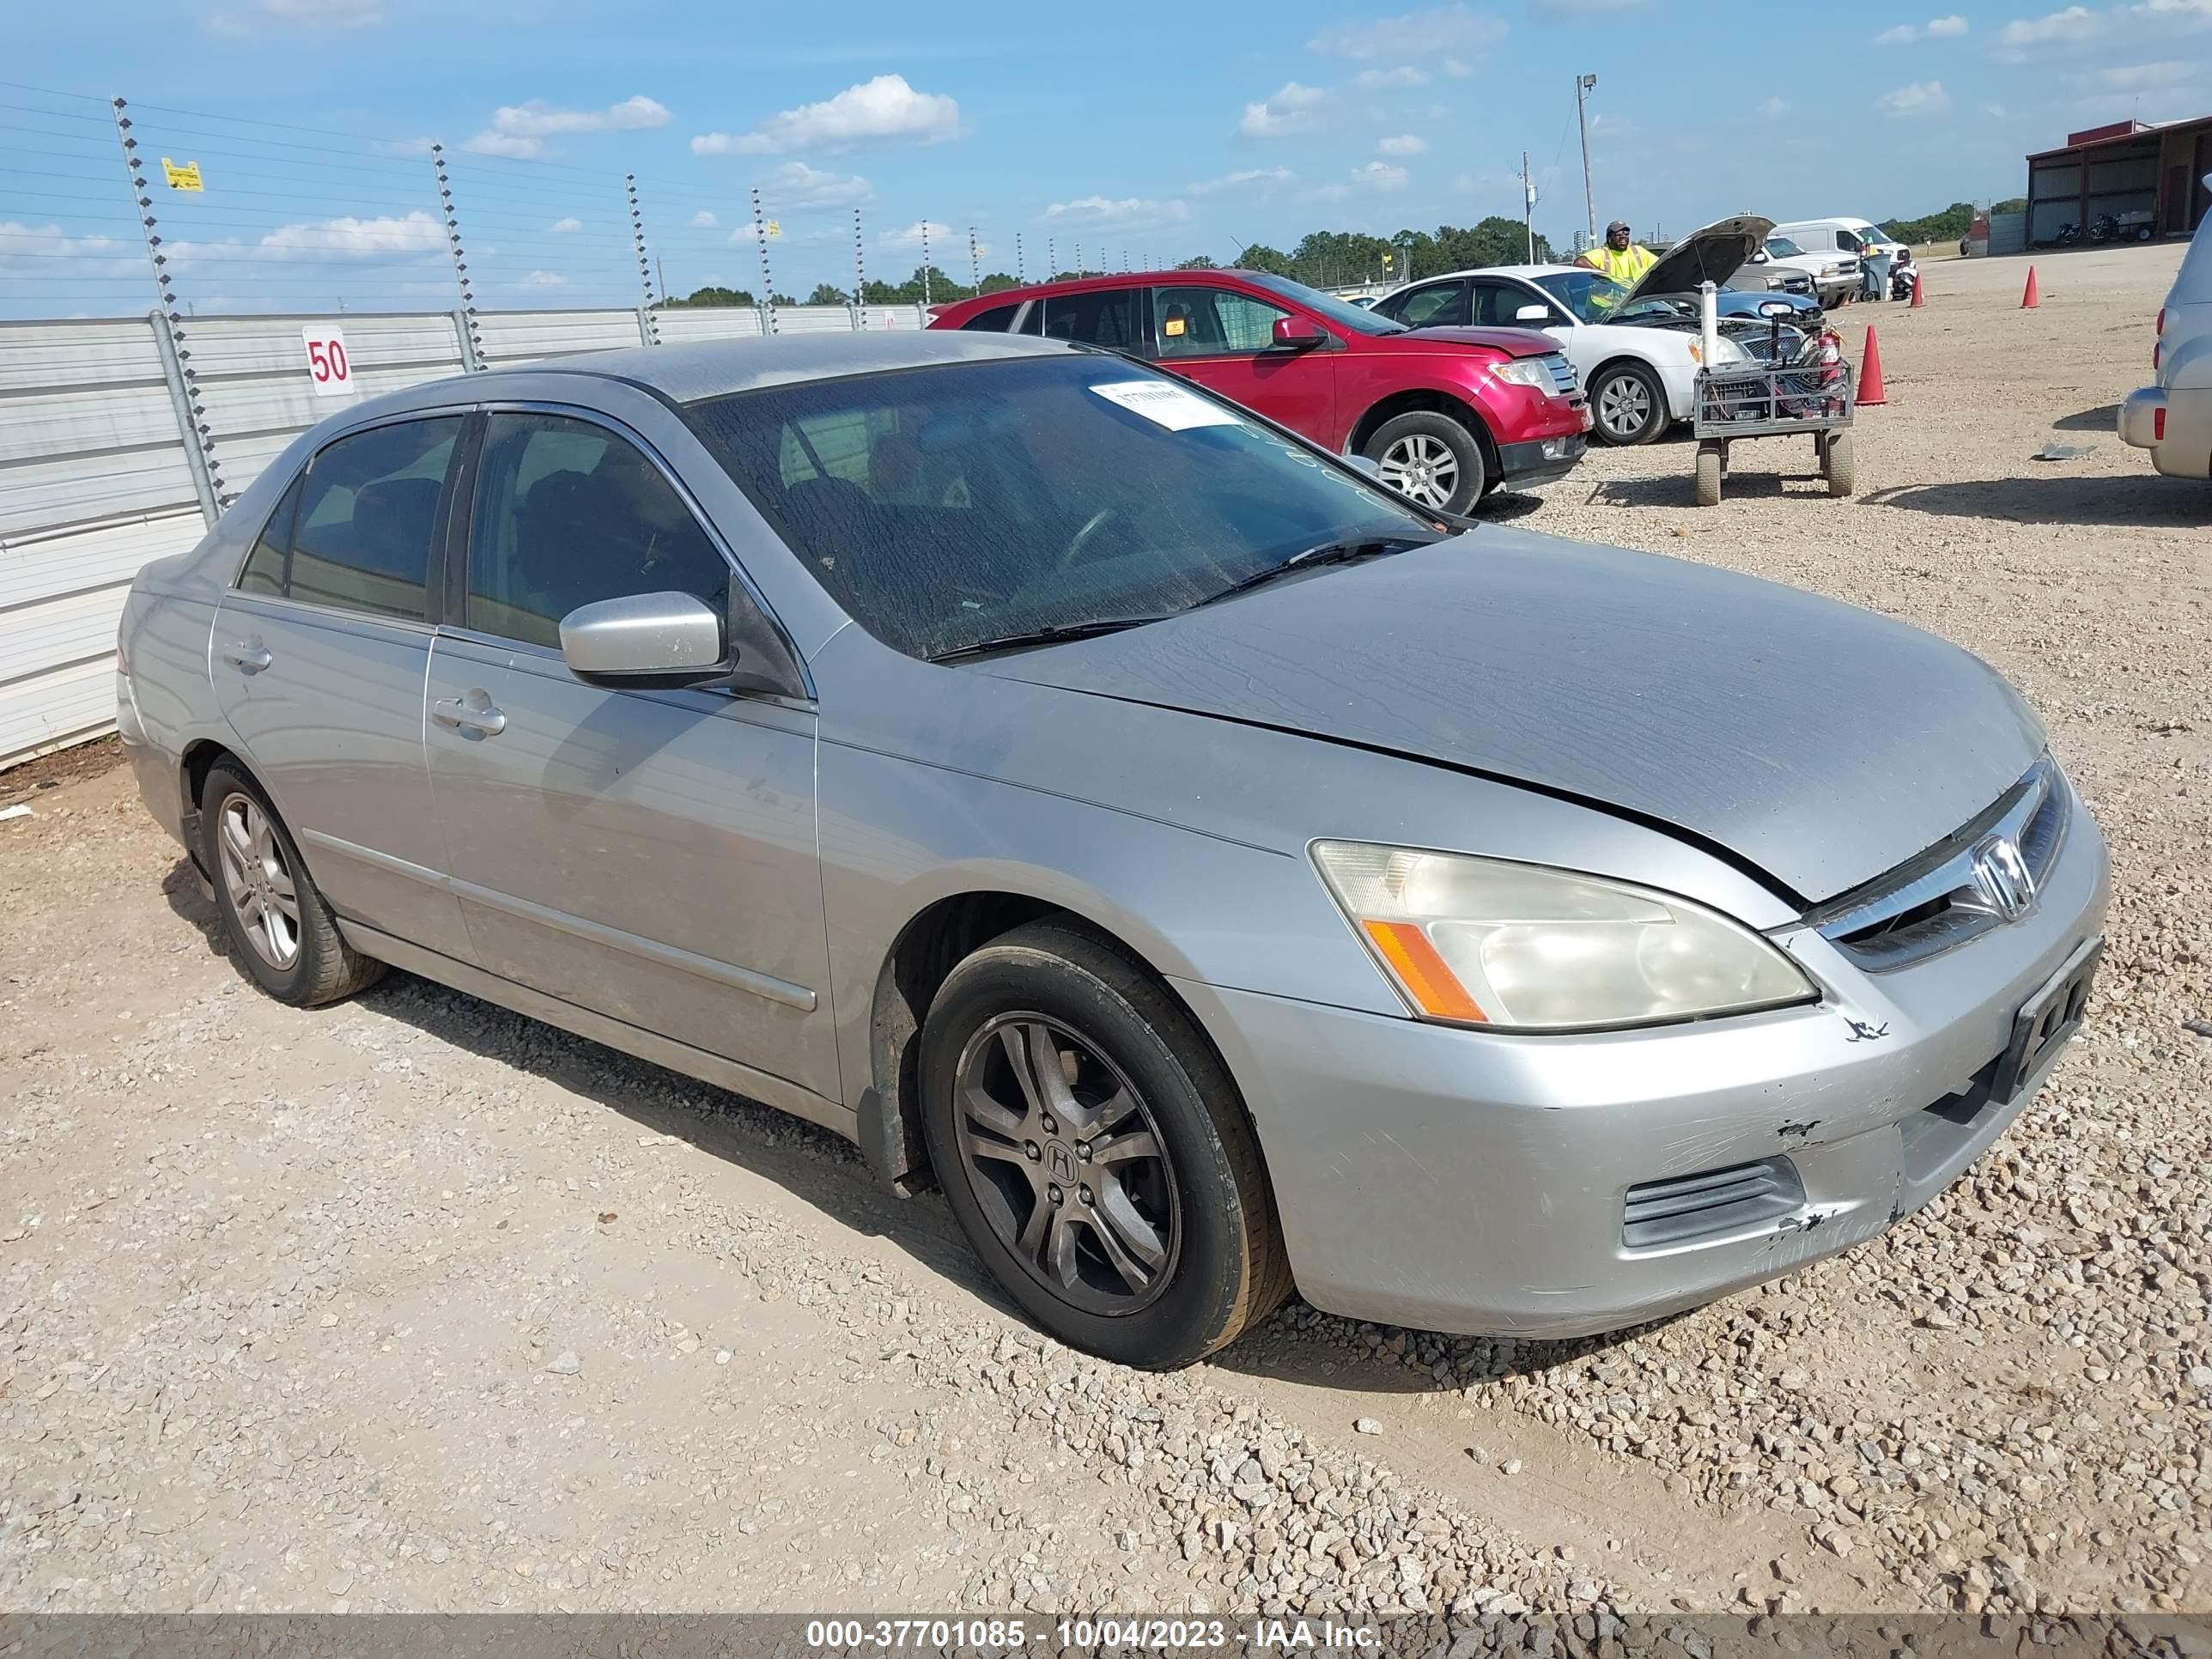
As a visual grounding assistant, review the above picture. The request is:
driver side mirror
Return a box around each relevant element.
[1514,304,1552,323]
[1271,315,1328,349]
[561,589,804,698]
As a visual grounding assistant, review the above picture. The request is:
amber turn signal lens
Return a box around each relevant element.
[1362,920,1487,1023]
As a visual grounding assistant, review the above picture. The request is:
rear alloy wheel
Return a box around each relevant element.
[1591,362,1668,446]
[1364,411,1487,514]
[919,921,1291,1369]
[201,761,384,1006]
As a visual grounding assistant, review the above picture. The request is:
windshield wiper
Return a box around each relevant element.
[1190,538,1424,610]
[927,615,1170,664]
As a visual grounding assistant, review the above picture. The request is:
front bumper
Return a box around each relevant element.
[2119,385,2212,477]
[1177,787,2109,1338]
[1496,434,1587,489]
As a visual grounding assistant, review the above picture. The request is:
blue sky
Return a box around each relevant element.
[8,0,2211,313]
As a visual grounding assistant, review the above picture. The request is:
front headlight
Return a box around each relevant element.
[1709,335,1749,365]
[1311,842,1816,1031]
[1492,357,1553,390]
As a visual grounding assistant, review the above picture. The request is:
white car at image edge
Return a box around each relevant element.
[2121,182,2212,477]
[1371,215,1772,446]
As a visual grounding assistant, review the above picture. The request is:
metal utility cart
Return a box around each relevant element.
[1689,356,1856,507]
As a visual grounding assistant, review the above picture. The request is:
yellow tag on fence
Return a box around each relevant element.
[161,158,204,191]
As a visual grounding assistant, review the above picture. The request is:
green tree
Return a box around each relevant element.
[669,283,757,307]
[806,282,850,306]
[1233,242,1293,276]
[978,271,1022,295]
[1175,254,1219,270]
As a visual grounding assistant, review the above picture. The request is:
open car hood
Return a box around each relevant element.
[1621,214,1776,307]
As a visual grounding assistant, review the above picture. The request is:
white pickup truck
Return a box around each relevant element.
[2119,194,2212,477]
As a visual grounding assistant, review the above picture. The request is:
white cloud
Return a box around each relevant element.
[1877,12,1969,40]
[878,220,951,250]
[1040,196,1190,226]
[2091,58,2199,85]
[1998,5,2102,47]
[1239,82,1329,137]
[690,210,720,228]
[1535,0,1644,11]
[1350,160,1410,191]
[1377,133,1430,155]
[692,74,961,155]
[1983,100,2010,115]
[519,270,568,289]
[1877,78,1952,115]
[0,222,125,261]
[466,95,670,160]
[1353,64,1431,88]
[206,0,381,36]
[550,216,582,233]
[1310,3,1506,58]
[1307,183,1354,202]
[1188,167,1294,194]
[1443,56,1473,75]
[1758,95,1792,116]
[254,210,447,258]
[762,160,873,208]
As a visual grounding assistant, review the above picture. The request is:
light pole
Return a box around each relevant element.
[1576,73,1598,251]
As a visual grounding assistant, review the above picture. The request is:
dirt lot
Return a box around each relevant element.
[2,244,2206,1621]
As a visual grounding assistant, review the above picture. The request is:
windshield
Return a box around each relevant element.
[1765,236,1803,258]
[683,355,1438,661]
[1869,223,1902,245]
[1238,270,1408,335]
[1532,269,1630,323]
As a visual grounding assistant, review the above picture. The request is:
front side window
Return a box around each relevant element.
[1470,282,1549,326]
[1834,228,1863,252]
[684,356,1438,663]
[465,412,730,651]
[1389,282,1469,330]
[1038,288,1144,349]
[1531,269,1631,322]
[280,417,459,622]
[1152,285,1292,356]
[1237,271,1408,336]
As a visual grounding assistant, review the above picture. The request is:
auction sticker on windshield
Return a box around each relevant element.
[1089,380,1243,431]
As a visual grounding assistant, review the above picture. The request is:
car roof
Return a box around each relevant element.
[933,267,1274,314]
[1397,265,1573,286]
[372,329,1079,413]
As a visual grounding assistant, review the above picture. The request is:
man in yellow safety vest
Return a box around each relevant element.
[1577,220,1656,285]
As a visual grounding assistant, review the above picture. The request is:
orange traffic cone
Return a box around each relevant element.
[2021,266,2040,308]
[1858,327,1887,406]
[1911,270,1925,307]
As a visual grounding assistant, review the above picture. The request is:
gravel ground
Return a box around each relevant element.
[1,244,2206,1622]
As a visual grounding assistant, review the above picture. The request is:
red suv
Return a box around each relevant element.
[927,269,1588,514]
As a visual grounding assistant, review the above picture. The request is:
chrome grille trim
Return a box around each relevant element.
[1804,756,2069,972]
[1541,354,1577,397]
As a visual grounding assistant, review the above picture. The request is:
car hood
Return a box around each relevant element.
[1621,214,1776,307]
[1383,325,1561,358]
[986,531,2044,905]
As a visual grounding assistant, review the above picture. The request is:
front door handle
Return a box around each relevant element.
[431,695,507,738]
[220,639,272,674]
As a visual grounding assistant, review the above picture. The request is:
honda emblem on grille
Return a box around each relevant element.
[1969,834,2037,922]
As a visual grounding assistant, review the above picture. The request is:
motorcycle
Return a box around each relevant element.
[2052,222,2082,247]
[2087,213,2119,245]
[1888,252,1917,301]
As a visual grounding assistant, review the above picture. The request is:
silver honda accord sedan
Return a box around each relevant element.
[115,331,2107,1369]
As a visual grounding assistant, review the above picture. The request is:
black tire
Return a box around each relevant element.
[1589,361,1668,446]
[1694,441,1723,507]
[918,920,1291,1369]
[1361,410,1488,514]
[200,761,384,1006]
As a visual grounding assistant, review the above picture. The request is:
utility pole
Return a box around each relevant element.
[968,225,979,292]
[1576,73,1598,250]
[1521,150,1536,264]
[920,221,932,306]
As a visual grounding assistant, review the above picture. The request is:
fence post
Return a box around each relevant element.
[852,208,865,330]
[626,173,661,345]
[148,311,218,528]
[448,307,480,374]
[114,96,228,514]
[751,186,777,335]
[431,143,485,370]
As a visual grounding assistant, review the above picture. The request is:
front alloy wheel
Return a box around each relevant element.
[953,1014,1179,1315]
[1376,431,1462,510]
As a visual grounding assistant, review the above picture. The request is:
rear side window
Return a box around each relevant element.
[1834,228,1862,252]
[1395,282,1471,329]
[958,301,1023,332]
[278,418,459,622]
[1039,288,1144,349]
[234,475,302,596]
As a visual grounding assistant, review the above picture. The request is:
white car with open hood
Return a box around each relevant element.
[1371,216,1778,446]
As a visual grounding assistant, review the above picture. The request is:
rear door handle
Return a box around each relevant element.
[432,695,507,738]
[220,639,272,673]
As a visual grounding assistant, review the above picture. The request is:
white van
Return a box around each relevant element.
[2119,191,2212,477]
[1773,216,1911,264]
